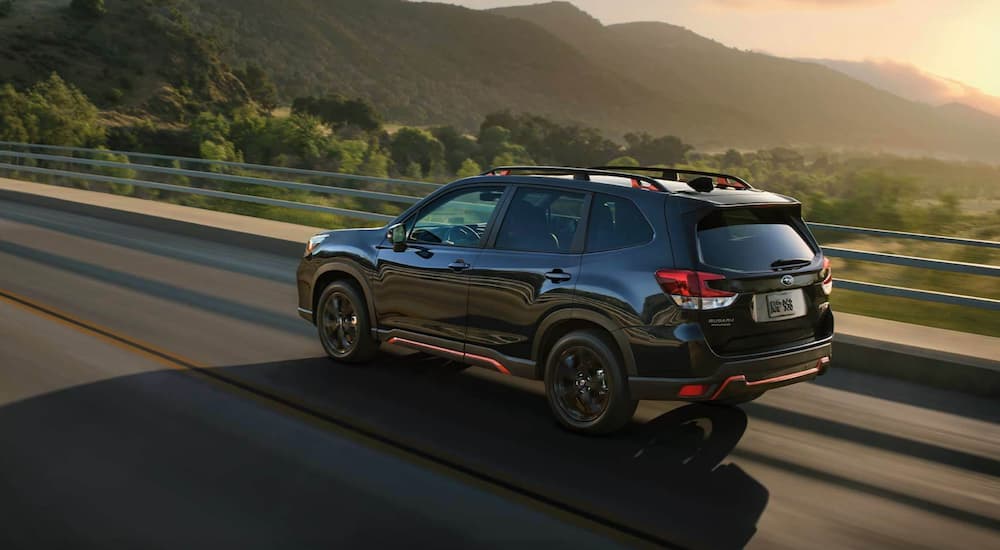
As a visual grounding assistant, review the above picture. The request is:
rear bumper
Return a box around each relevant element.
[628,339,832,401]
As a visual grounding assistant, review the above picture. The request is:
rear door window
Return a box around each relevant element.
[697,208,816,272]
[585,194,653,252]
[494,188,587,253]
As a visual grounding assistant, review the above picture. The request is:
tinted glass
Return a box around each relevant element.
[697,208,816,272]
[410,187,504,247]
[585,194,653,252]
[495,188,586,253]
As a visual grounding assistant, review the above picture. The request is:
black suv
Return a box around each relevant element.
[297,166,834,434]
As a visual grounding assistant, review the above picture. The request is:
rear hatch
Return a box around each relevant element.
[691,204,829,356]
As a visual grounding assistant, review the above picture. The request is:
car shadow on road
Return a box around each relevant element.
[209,353,770,549]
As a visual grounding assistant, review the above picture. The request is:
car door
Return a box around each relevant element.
[465,186,590,366]
[373,185,508,347]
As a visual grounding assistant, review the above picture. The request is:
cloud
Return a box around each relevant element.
[708,0,892,9]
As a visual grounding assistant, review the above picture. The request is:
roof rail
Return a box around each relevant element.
[481,165,670,192]
[589,166,753,190]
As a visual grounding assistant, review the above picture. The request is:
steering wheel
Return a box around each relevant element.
[444,225,479,246]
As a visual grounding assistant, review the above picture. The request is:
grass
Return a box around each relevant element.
[831,288,999,337]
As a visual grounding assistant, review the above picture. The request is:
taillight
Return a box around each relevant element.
[821,257,833,295]
[655,269,738,310]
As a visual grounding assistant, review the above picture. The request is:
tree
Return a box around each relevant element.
[390,128,444,177]
[606,156,639,167]
[0,84,31,143]
[359,146,390,177]
[292,94,382,133]
[70,0,105,17]
[478,111,617,166]
[21,73,106,147]
[477,125,534,167]
[432,126,479,173]
[0,1,14,18]
[721,149,743,168]
[624,132,691,165]
[235,64,279,112]
[455,158,482,178]
[190,111,231,145]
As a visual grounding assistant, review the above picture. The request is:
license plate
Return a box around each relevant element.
[753,289,806,322]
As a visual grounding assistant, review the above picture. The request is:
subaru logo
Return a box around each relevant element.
[781,275,795,287]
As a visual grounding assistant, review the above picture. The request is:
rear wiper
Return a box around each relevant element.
[770,258,812,270]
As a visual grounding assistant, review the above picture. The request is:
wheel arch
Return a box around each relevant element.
[312,261,376,328]
[532,309,637,379]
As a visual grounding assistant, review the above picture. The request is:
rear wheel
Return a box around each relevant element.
[544,330,637,435]
[316,281,377,363]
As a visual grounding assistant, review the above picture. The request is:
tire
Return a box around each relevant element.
[709,391,764,406]
[316,281,378,363]
[544,330,637,435]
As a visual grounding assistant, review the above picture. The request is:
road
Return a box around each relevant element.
[0,199,997,549]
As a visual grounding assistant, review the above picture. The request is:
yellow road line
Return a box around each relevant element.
[0,288,205,372]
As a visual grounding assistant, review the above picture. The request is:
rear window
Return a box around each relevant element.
[697,208,816,272]
[585,194,653,252]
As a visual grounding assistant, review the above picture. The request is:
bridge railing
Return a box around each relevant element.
[0,141,996,311]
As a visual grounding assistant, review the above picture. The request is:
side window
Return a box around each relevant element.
[495,187,586,253]
[410,186,505,247]
[586,194,653,252]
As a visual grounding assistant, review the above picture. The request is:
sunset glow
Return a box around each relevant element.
[444,0,1000,96]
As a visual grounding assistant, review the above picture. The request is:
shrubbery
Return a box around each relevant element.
[0,73,105,146]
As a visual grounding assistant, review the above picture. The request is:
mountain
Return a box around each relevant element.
[489,2,1000,161]
[184,0,664,131]
[1,0,999,161]
[806,58,1000,119]
[0,0,249,120]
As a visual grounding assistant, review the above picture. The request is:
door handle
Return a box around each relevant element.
[448,260,471,271]
[544,270,572,283]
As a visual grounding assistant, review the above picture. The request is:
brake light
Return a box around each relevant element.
[821,257,833,295]
[655,269,738,310]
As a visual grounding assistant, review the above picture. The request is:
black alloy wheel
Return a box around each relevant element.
[544,330,637,435]
[317,281,377,363]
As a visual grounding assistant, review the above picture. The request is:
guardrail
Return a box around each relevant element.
[1,141,997,311]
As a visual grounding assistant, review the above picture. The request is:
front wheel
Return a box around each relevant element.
[316,281,377,363]
[544,330,637,435]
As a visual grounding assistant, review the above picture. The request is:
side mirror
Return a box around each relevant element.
[387,223,407,252]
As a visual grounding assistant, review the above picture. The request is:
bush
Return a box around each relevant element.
[0,73,106,146]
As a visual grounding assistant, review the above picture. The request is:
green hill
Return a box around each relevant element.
[0,0,248,120]
[1,0,999,161]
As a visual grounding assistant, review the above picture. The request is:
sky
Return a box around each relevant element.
[436,0,1000,97]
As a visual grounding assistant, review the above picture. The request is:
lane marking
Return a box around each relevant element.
[0,288,674,548]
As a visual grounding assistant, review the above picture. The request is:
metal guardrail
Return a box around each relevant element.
[0,141,442,191]
[807,222,1000,249]
[0,142,996,310]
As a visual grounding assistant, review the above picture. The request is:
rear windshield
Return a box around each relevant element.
[697,208,816,272]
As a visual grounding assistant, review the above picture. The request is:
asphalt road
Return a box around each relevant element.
[0,199,997,549]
